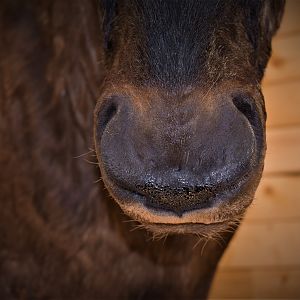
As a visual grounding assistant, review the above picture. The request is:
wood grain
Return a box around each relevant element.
[263,35,300,85]
[264,126,300,174]
[218,221,300,267]
[210,267,300,299]
[277,0,300,37]
[247,176,300,221]
[264,81,300,127]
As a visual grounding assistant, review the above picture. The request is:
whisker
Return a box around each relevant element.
[94,178,103,183]
[152,232,168,241]
[73,150,94,159]
[209,234,223,248]
[163,234,168,245]
[213,232,226,246]
[122,219,139,223]
[83,159,99,166]
[193,234,205,249]
[130,224,145,232]
[200,237,210,256]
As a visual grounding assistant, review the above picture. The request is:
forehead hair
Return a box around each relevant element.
[103,0,284,90]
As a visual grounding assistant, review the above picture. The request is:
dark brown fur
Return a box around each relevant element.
[0,1,284,299]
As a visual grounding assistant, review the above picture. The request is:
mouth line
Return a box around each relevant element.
[146,219,228,226]
[98,160,254,214]
[102,173,251,225]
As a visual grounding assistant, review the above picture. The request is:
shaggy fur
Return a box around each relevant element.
[0,0,284,299]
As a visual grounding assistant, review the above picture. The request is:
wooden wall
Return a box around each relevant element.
[209,1,300,298]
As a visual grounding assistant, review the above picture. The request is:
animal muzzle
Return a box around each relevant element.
[94,87,265,221]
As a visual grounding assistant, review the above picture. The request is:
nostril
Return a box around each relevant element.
[97,98,118,137]
[103,102,118,127]
[232,94,265,156]
[232,95,259,130]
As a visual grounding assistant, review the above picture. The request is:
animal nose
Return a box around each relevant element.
[133,173,221,215]
[95,92,263,215]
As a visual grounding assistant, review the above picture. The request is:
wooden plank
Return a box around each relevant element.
[218,221,300,268]
[264,126,300,174]
[209,267,300,299]
[263,81,300,127]
[246,176,300,221]
[277,0,300,37]
[263,34,300,85]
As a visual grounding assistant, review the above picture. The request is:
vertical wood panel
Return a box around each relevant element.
[264,81,300,127]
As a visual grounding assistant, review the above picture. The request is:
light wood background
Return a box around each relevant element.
[209,1,300,299]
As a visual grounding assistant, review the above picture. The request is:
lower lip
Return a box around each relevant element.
[140,220,233,235]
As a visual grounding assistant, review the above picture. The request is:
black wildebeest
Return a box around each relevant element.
[0,0,284,299]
